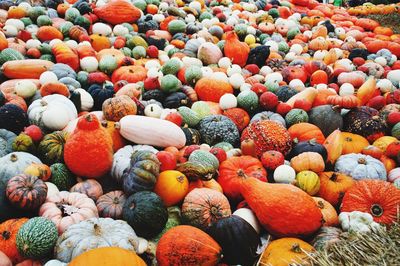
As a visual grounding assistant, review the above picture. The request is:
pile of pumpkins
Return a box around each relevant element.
[0,0,399,265]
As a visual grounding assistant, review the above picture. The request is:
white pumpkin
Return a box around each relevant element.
[49,39,63,47]
[80,56,98,72]
[15,80,37,99]
[145,60,161,70]
[219,93,237,110]
[375,56,387,67]
[25,39,41,49]
[227,64,242,77]
[25,24,38,35]
[229,73,245,89]
[18,2,32,11]
[233,208,261,234]
[28,95,78,131]
[289,79,305,90]
[5,19,24,31]
[3,25,18,37]
[182,57,203,68]
[273,164,296,184]
[211,72,228,82]
[92,22,112,36]
[45,182,60,200]
[74,88,94,111]
[65,40,78,49]
[284,52,297,62]
[313,50,327,61]
[113,24,129,36]
[44,260,67,266]
[201,66,213,77]
[218,57,231,69]
[260,66,273,76]
[339,83,355,96]
[240,83,252,92]
[376,79,395,93]
[40,71,58,84]
[387,70,400,87]
[144,104,163,118]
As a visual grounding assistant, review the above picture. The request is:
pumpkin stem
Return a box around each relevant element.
[237,169,248,179]
[101,120,108,128]
[308,138,317,145]
[357,158,367,164]
[10,154,18,162]
[93,223,101,235]
[112,197,120,204]
[330,172,338,182]
[40,100,48,107]
[1,231,10,240]
[291,243,302,253]
[317,200,325,209]
[114,122,121,130]
[85,114,93,122]
[370,204,383,217]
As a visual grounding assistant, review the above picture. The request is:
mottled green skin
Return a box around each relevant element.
[198,115,240,147]
[285,108,309,127]
[50,163,76,191]
[16,217,58,259]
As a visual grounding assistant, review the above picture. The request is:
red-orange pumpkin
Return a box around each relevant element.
[288,123,325,144]
[223,31,250,67]
[52,42,79,71]
[111,65,147,84]
[222,108,250,132]
[93,0,141,25]
[36,26,63,42]
[194,77,233,103]
[0,218,28,264]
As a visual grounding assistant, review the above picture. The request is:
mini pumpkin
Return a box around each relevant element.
[96,190,126,219]
[102,95,137,122]
[290,152,325,173]
[317,172,355,207]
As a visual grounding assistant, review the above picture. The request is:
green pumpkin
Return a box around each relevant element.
[213,142,234,152]
[37,131,69,165]
[12,133,36,153]
[131,46,147,60]
[126,35,148,49]
[188,150,219,170]
[133,0,147,10]
[28,6,46,22]
[168,20,186,35]
[122,191,168,238]
[37,15,52,26]
[234,24,248,39]
[20,17,33,27]
[59,22,74,37]
[38,43,52,54]
[40,54,55,62]
[160,74,181,93]
[16,217,58,259]
[264,79,280,93]
[184,66,203,86]
[237,90,259,113]
[268,8,280,18]
[287,27,300,40]
[392,122,400,139]
[98,55,118,75]
[122,150,160,196]
[0,48,24,65]
[0,129,16,157]
[199,12,212,22]
[276,86,298,102]
[150,206,181,243]
[167,48,180,57]
[50,163,76,191]
[161,58,181,75]
[178,106,201,127]
[310,105,343,137]
[285,108,309,127]
[198,115,240,147]
[120,47,132,56]
[76,71,89,89]
[278,42,290,53]
[191,101,212,119]
[65,8,81,22]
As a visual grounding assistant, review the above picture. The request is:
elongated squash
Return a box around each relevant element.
[2,60,54,79]
[286,87,318,107]
[357,77,376,106]
[323,129,343,165]
[0,79,40,93]
[117,115,186,148]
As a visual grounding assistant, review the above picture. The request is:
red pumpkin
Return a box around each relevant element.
[261,150,285,170]
[282,66,307,83]
[0,218,28,264]
[223,108,250,132]
[385,141,400,158]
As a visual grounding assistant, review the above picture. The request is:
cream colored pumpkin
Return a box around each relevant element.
[74,88,94,111]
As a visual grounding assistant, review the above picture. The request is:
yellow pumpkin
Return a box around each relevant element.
[69,247,146,266]
[373,136,397,152]
[295,170,320,195]
[341,132,369,155]
[154,170,189,207]
[258,238,314,266]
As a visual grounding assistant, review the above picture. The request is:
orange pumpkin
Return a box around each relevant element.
[52,42,79,71]
[223,31,250,67]
[341,179,400,225]
[69,247,146,266]
[90,34,112,52]
[194,77,233,102]
[76,45,96,59]
[68,26,89,42]
[341,132,369,154]
[40,82,70,97]
[188,179,223,193]
[310,70,328,85]
[374,26,394,36]
[7,6,26,18]
[36,26,63,41]
[93,0,141,25]
[290,152,325,173]
[102,95,137,122]
[380,155,396,173]
[317,171,355,207]
[1,60,53,79]
[154,170,189,207]
[0,218,28,264]
[1,92,27,112]
[115,83,142,99]
[223,108,250,132]
[327,95,360,109]
[313,87,337,107]
[313,197,338,226]
[111,65,147,84]
[323,129,344,165]
[0,36,8,51]
[288,123,325,144]
[101,120,126,152]
[309,37,330,51]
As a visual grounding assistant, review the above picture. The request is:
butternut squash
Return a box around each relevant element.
[117,115,186,148]
[286,87,318,107]
[1,59,54,79]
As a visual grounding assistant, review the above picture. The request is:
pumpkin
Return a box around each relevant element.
[218,155,266,201]
[0,218,28,264]
[295,170,320,195]
[24,163,51,182]
[36,26,63,42]
[39,82,70,97]
[122,150,160,196]
[122,191,167,238]
[288,123,325,144]
[37,131,68,165]
[341,132,370,155]
[327,95,360,109]
[250,111,286,127]
[313,197,338,226]
[311,226,342,250]
[156,225,222,266]
[198,115,240,147]
[0,152,41,186]
[6,174,47,211]
[241,120,292,157]
[39,191,99,234]
[206,215,260,265]
[357,77,376,106]
[111,65,147,84]
[96,190,126,219]
[194,78,233,103]
[258,237,314,266]
[0,104,28,134]
[102,95,137,122]
[317,172,354,207]
[70,179,103,201]
[343,106,387,142]
[69,247,146,266]
[0,129,16,157]
[224,31,249,67]
[16,217,58,259]
[309,105,343,137]
[181,188,231,230]
[93,0,141,25]
[373,136,397,152]
[55,218,147,263]
[49,163,76,192]
[1,59,53,79]
[117,115,186,148]
[341,179,400,225]
[335,153,387,181]
[64,114,113,179]
[154,170,189,207]
[240,177,322,237]
[290,152,325,173]
[101,120,126,152]
[12,133,35,153]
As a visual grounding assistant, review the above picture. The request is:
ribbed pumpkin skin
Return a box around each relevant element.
[194,78,233,102]
[6,174,47,211]
[16,217,58,259]
[49,163,76,191]
[96,190,126,219]
[156,225,222,266]
[111,65,147,84]
[70,179,103,201]
[0,218,28,264]
[317,172,354,207]
[241,120,292,157]
[37,131,68,165]
[69,247,146,266]
[341,179,400,225]
[181,188,231,230]
[241,177,323,238]
[102,95,137,122]
[64,115,113,178]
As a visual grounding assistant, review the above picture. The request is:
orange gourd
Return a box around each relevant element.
[0,35,8,51]
[290,152,325,173]
[76,45,96,59]
[40,82,70,97]
[380,155,396,173]
[286,87,318,107]
[23,163,51,181]
[0,218,28,264]
[154,170,189,207]
[373,26,393,36]
[317,172,355,207]
[355,18,380,31]
[1,60,54,79]
[156,225,222,266]
[102,95,137,122]
[223,31,250,67]
[222,108,250,132]
[341,132,369,154]
[288,123,325,144]
[341,179,400,225]
[327,95,360,109]
[111,65,147,84]
[36,26,63,42]
[7,6,26,18]
[90,34,112,52]
[194,77,233,102]
[93,0,141,25]
[323,129,343,165]
[313,197,339,226]
[1,92,27,112]
[240,177,323,237]
[101,120,126,152]
[313,87,337,107]
[64,114,114,178]
[357,77,376,106]
[310,70,328,85]
[52,42,79,71]
[68,26,89,42]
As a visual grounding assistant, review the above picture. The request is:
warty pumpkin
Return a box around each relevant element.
[102,95,137,122]
[341,179,400,225]
[0,218,28,264]
[64,114,113,179]
[156,225,222,266]
[317,171,354,207]
[240,177,323,237]
[93,0,141,25]
[69,247,146,266]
